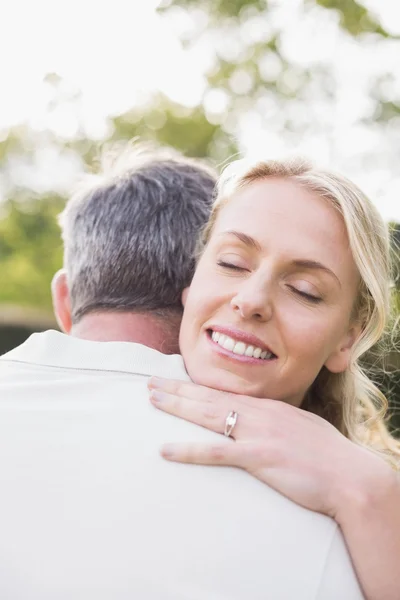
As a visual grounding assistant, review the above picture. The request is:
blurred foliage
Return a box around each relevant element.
[0,195,64,309]
[2,0,399,311]
[314,0,392,37]
[158,0,400,167]
[167,0,393,37]
[111,94,237,160]
[0,0,399,429]
[163,0,266,18]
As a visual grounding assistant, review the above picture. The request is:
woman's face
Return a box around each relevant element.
[179,177,361,407]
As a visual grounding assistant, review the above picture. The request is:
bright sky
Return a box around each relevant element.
[1,0,400,220]
[0,0,204,130]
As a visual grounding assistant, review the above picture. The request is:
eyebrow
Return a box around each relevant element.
[290,259,342,288]
[220,230,263,252]
[219,230,342,287]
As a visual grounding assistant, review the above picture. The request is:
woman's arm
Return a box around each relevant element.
[148,377,400,600]
[335,471,400,600]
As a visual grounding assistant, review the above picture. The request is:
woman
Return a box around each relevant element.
[148,157,400,600]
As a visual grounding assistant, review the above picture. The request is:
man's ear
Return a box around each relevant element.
[324,322,363,374]
[51,269,72,333]
[181,287,190,307]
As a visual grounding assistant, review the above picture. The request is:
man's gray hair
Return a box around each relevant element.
[59,143,217,323]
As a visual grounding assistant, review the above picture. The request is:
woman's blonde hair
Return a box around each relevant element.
[201,157,400,469]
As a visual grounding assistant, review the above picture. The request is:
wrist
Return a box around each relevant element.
[334,458,399,529]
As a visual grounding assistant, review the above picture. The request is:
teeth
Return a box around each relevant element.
[233,342,246,355]
[222,337,235,351]
[211,332,274,360]
[245,345,254,357]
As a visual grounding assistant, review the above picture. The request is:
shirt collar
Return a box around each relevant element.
[1,330,189,381]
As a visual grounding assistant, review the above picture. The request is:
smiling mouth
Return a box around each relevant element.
[207,329,277,361]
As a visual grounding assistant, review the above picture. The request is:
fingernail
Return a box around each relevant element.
[160,444,175,459]
[150,390,165,404]
[148,377,164,389]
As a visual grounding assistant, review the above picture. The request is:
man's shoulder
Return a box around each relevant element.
[0,330,189,381]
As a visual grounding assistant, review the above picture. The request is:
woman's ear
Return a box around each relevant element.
[324,322,363,373]
[51,269,72,333]
[181,287,190,307]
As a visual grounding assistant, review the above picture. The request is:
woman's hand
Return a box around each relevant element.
[147,377,395,522]
[148,377,400,600]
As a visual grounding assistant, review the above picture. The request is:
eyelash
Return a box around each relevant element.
[218,261,322,304]
[217,260,245,272]
[288,286,322,304]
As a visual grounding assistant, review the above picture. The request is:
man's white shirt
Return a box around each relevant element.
[0,331,364,599]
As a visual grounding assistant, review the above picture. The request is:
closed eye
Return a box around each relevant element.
[217,260,247,272]
[288,285,322,304]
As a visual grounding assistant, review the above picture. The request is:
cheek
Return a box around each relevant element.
[185,264,230,321]
[179,270,233,356]
[280,306,345,363]
[179,279,213,349]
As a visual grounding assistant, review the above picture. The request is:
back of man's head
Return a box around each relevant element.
[57,144,216,327]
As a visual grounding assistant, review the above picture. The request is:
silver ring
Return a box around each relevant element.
[224,410,238,438]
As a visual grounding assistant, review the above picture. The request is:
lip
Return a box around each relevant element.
[207,325,277,357]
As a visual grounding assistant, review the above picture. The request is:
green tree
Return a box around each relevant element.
[0,194,64,310]
[157,0,399,152]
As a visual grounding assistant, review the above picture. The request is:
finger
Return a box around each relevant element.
[150,389,233,435]
[160,442,251,468]
[147,377,264,412]
[148,377,231,404]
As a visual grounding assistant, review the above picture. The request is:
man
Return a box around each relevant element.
[0,145,363,599]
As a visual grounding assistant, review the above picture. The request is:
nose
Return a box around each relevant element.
[230,275,273,322]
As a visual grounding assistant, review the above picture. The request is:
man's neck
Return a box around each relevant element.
[70,311,181,355]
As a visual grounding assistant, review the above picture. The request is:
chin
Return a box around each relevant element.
[190,367,266,398]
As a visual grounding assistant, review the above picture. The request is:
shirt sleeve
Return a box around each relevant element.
[315,527,365,600]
